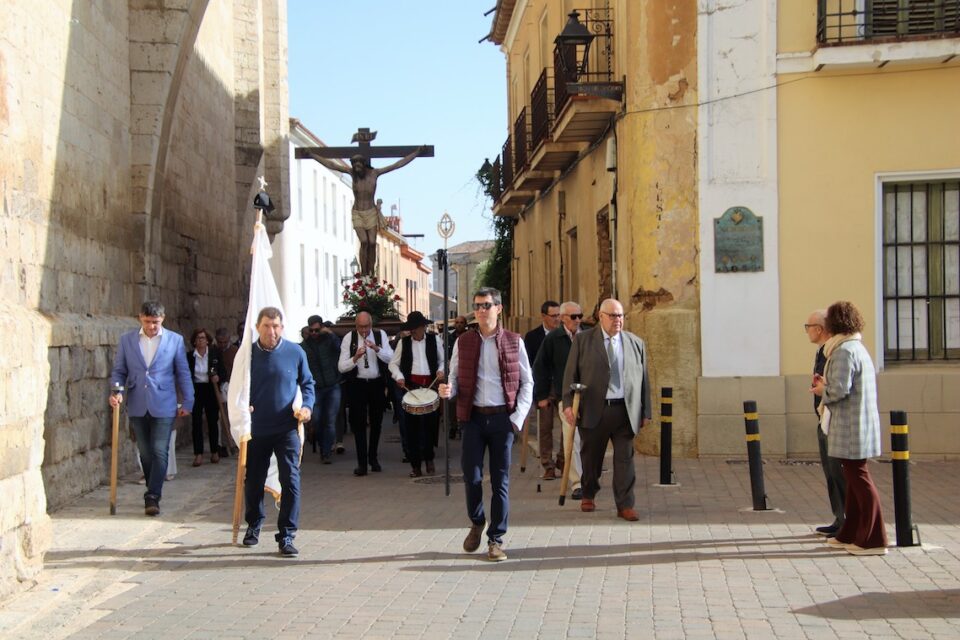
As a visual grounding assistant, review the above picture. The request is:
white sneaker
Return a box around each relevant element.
[165,474,175,481]
[846,544,888,556]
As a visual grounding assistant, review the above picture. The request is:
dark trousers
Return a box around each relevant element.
[835,459,888,549]
[393,383,410,457]
[405,408,439,467]
[461,411,514,545]
[578,404,636,510]
[312,383,341,457]
[191,382,220,455]
[346,377,385,471]
[129,413,174,501]
[817,425,846,528]
[537,399,557,470]
[244,428,301,542]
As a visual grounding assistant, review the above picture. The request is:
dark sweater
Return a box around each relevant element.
[250,339,316,437]
[533,326,575,402]
[301,333,341,389]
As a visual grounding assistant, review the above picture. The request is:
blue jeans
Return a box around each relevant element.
[313,383,341,457]
[129,414,175,501]
[460,411,514,545]
[245,429,301,542]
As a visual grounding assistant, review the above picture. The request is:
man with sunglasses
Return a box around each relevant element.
[439,287,533,562]
[533,301,585,500]
[523,300,561,479]
[338,311,394,476]
[302,315,342,462]
[562,298,651,521]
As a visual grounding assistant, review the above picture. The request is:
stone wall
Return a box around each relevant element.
[0,0,289,597]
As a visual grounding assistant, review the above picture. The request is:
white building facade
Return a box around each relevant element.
[273,118,359,333]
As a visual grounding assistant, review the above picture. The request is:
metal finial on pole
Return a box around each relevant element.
[437,212,455,497]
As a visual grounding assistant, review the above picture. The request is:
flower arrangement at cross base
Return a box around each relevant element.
[342,274,402,319]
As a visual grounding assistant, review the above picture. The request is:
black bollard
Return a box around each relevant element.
[742,401,770,511]
[890,410,920,547]
[659,387,675,485]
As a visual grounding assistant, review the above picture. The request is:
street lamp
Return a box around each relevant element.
[341,257,360,285]
[555,11,595,79]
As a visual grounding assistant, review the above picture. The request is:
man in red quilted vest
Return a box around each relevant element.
[439,287,533,562]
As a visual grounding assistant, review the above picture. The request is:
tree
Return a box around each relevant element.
[475,163,514,310]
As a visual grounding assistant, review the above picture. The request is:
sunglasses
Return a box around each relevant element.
[473,302,497,310]
[566,314,584,320]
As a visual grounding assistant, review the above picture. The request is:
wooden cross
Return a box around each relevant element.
[294,127,434,163]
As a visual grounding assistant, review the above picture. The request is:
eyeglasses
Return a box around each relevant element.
[566,314,584,320]
[545,313,560,318]
[473,302,497,310]
[601,312,624,319]
[803,324,823,330]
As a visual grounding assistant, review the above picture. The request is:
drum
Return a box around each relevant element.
[402,388,440,415]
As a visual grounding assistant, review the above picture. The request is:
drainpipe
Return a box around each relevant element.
[606,123,619,299]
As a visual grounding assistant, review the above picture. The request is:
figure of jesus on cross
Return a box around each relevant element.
[297,128,433,277]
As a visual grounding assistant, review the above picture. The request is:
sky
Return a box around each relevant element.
[287,1,507,261]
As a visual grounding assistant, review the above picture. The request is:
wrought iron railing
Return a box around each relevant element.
[530,69,553,152]
[491,156,502,203]
[553,7,616,117]
[817,0,959,45]
[500,136,514,193]
[513,107,530,172]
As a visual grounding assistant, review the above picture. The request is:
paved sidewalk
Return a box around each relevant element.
[3,420,960,639]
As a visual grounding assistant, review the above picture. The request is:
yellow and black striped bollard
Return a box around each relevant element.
[890,410,920,547]
[659,387,675,485]
[743,401,770,511]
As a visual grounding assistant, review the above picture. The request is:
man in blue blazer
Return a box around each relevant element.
[109,301,194,516]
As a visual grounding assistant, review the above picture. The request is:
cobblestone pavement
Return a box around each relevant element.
[3,417,960,640]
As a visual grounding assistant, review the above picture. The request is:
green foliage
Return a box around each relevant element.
[475,164,513,309]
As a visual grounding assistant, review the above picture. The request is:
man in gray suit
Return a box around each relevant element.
[562,298,651,521]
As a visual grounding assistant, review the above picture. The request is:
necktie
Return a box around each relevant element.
[607,337,620,391]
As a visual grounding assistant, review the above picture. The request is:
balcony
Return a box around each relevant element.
[493,135,534,218]
[552,8,622,144]
[527,68,583,173]
[818,0,959,45]
[512,105,554,191]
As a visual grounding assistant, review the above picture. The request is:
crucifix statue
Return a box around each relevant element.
[296,128,434,277]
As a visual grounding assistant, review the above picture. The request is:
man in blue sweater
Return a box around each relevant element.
[243,307,315,556]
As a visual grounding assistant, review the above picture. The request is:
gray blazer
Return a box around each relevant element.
[823,339,881,460]
[562,326,651,433]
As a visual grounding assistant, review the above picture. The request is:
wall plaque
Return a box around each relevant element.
[714,206,763,273]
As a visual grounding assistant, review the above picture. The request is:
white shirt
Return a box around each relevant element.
[389,334,444,381]
[139,327,163,367]
[446,330,533,430]
[337,329,394,380]
[193,349,209,383]
[601,328,625,400]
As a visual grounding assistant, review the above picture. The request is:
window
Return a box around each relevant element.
[315,249,320,305]
[299,244,306,306]
[567,227,579,300]
[322,177,328,232]
[313,169,320,229]
[333,259,339,307]
[883,179,960,361]
[818,0,960,44]
[296,161,303,221]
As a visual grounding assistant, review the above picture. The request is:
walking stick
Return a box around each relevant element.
[213,381,233,455]
[560,383,586,506]
[109,382,124,515]
[437,213,455,497]
[520,409,532,472]
[231,439,247,545]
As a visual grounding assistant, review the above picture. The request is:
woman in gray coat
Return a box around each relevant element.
[811,301,888,555]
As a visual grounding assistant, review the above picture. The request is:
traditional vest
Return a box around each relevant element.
[455,326,521,422]
[346,329,384,380]
[399,334,439,383]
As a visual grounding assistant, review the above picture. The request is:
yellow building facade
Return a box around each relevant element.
[488,1,959,458]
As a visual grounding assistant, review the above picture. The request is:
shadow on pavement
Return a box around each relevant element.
[791,589,960,619]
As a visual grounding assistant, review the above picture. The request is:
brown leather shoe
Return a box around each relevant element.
[192,455,203,467]
[617,508,640,521]
[487,542,507,562]
[425,460,436,475]
[580,498,595,512]
[542,468,556,481]
[463,523,484,552]
[211,452,220,464]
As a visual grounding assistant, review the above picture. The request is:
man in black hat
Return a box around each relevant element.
[389,311,444,477]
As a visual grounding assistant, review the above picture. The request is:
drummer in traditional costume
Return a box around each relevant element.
[389,311,444,477]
